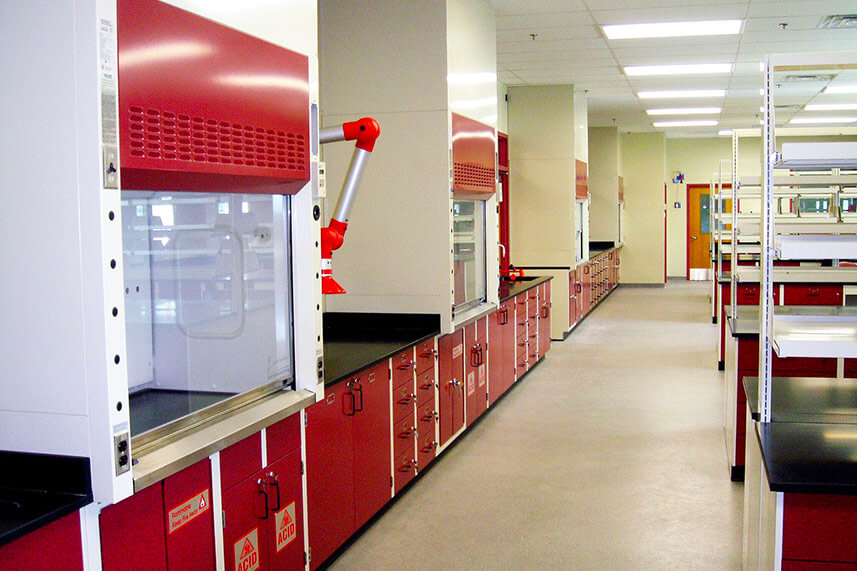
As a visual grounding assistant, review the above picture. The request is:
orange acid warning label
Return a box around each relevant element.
[234,528,260,571]
[168,489,210,534]
[274,501,297,552]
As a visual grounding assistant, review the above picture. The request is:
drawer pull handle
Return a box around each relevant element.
[399,427,416,438]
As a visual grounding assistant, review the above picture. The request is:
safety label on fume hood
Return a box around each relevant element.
[168,489,210,534]
[275,501,297,552]
[235,528,260,571]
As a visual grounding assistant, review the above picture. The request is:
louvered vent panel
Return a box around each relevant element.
[127,106,306,170]
[453,162,495,191]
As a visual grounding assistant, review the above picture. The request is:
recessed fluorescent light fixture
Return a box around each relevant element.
[647,107,721,115]
[624,63,732,76]
[718,130,733,136]
[638,89,726,99]
[824,84,857,94]
[789,116,857,124]
[805,103,857,111]
[603,19,742,40]
[653,120,718,127]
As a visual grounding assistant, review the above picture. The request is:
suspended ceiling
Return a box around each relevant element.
[491,0,857,137]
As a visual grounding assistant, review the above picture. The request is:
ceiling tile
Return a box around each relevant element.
[497,38,609,52]
[497,12,593,29]
[498,26,602,43]
[489,0,587,15]
[746,1,854,19]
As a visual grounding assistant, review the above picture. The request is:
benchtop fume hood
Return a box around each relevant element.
[1,0,324,504]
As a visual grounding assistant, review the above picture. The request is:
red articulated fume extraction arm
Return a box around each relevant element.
[319,117,381,294]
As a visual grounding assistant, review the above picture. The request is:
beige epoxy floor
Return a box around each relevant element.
[328,281,743,570]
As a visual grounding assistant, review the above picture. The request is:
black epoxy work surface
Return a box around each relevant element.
[323,313,440,387]
[757,422,857,494]
[0,452,92,547]
[744,376,857,423]
[498,275,550,302]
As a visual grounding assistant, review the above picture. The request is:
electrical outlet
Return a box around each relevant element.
[114,432,131,476]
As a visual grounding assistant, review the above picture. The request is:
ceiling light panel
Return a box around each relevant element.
[646,107,721,115]
[789,117,857,124]
[653,120,718,127]
[805,103,857,111]
[639,90,726,99]
[624,63,732,76]
[603,19,742,39]
[825,85,857,94]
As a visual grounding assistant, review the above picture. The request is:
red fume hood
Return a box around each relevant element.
[117,0,310,194]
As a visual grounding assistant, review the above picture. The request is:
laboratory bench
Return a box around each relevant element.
[1,278,559,570]
[0,452,92,549]
[742,375,857,567]
[516,243,621,342]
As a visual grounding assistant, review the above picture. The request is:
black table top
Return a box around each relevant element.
[498,275,551,302]
[0,452,92,547]
[756,421,857,494]
[323,313,440,387]
[744,376,857,423]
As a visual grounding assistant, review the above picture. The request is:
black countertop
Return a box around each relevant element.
[742,376,857,493]
[498,275,551,303]
[744,376,857,423]
[0,452,92,547]
[756,422,857,494]
[323,313,440,387]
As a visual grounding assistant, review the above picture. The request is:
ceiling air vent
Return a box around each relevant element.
[783,73,837,83]
[818,14,857,29]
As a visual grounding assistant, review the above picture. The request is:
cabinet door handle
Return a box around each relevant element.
[353,382,364,412]
[257,479,269,520]
[344,391,356,416]
[399,427,415,439]
[267,473,281,512]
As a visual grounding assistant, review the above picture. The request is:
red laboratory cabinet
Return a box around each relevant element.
[488,300,515,405]
[464,318,488,425]
[438,330,465,446]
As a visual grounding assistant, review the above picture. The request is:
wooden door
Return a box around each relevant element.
[687,184,732,276]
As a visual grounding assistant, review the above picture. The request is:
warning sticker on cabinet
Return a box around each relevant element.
[478,364,486,387]
[274,501,298,552]
[234,528,260,571]
[467,371,475,396]
[168,489,210,534]
[452,344,463,359]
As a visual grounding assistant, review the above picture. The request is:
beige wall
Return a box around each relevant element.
[507,85,577,267]
[589,127,620,243]
[621,132,666,284]
[665,134,856,277]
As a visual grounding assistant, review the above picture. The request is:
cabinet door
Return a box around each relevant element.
[265,451,304,571]
[488,308,505,405]
[100,484,166,571]
[438,329,465,446]
[222,471,268,571]
[305,382,355,568]
[464,320,487,425]
[352,362,392,528]
[2,511,85,571]
[538,281,552,357]
[163,459,215,570]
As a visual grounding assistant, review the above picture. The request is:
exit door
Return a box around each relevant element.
[687,184,730,280]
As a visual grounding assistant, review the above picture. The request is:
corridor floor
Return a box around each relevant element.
[329,281,744,569]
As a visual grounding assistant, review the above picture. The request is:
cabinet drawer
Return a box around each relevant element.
[783,284,842,306]
[392,382,416,422]
[393,449,416,493]
[417,400,437,431]
[220,432,262,491]
[393,414,416,461]
[391,347,416,388]
[414,339,436,374]
[417,431,437,471]
[737,338,836,375]
[736,284,780,305]
[416,368,436,406]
